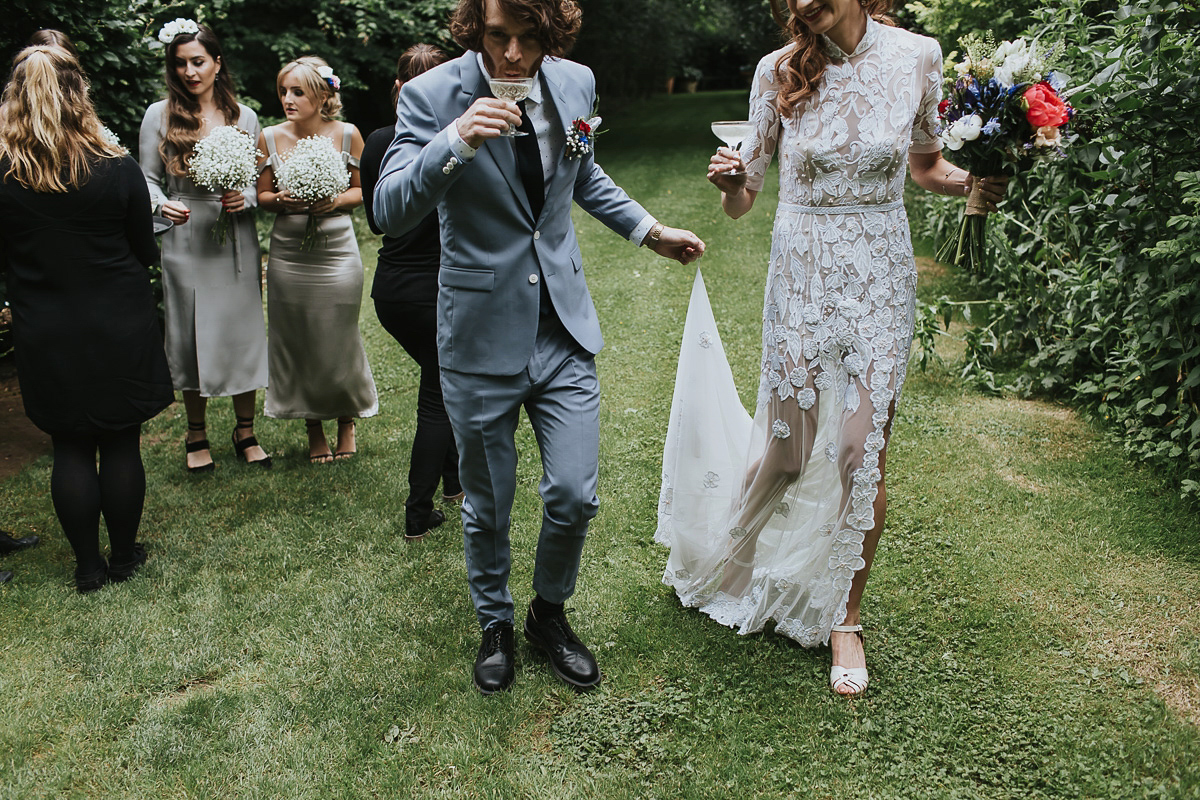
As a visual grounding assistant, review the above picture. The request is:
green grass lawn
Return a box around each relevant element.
[1,90,1198,799]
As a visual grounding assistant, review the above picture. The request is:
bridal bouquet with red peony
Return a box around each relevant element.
[937,35,1074,269]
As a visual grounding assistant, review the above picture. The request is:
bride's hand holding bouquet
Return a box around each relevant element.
[937,35,1075,269]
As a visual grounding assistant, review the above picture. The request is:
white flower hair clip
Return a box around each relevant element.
[158,18,200,45]
[316,65,341,91]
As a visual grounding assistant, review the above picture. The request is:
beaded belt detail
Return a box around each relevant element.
[778,199,904,214]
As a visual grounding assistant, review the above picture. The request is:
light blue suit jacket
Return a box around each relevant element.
[373,53,649,376]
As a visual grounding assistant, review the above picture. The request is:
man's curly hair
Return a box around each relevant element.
[449,0,583,58]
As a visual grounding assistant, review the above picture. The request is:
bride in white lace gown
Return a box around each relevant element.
[655,0,1007,695]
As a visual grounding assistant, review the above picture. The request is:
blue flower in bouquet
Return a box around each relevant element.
[982,118,1001,137]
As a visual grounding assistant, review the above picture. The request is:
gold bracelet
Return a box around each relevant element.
[941,167,954,196]
[648,222,664,243]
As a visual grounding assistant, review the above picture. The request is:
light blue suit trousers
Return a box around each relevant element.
[441,313,599,629]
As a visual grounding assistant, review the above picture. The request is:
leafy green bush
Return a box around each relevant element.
[196,0,457,133]
[909,0,1200,497]
[904,0,1041,55]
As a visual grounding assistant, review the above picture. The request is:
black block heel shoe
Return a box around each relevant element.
[232,415,272,468]
[185,421,215,474]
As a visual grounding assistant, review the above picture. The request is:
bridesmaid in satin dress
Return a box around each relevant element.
[256,56,377,463]
[139,21,271,473]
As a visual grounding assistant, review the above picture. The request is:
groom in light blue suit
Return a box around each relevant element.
[374,0,704,694]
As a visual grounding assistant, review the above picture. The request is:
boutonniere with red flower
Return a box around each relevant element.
[565,114,603,160]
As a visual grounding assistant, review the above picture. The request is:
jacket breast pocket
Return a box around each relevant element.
[440,266,495,291]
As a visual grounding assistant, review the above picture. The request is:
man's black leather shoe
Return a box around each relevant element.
[524,605,601,690]
[0,570,12,584]
[0,530,39,554]
[473,621,515,695]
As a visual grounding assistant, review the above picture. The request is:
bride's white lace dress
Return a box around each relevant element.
[656,19,944,646]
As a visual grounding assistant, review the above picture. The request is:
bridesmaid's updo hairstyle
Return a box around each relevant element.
[161,24,240,176]
[277,56,342,121]
[769,0,894,119]
[391,44,447,108]
[0,46,122,193]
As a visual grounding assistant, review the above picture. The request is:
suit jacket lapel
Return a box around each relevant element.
[540,61,577,206]
[462,53,533,221]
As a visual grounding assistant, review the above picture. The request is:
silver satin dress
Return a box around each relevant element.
[138,101,268,397]
[261,124,378,420]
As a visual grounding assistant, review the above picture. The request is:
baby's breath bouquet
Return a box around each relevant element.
[277,135,350,251]
[187,125,263,244]
[937,35,1074,269]
[99,125,127,154]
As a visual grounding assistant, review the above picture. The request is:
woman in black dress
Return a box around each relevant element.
[360,44,462,540]
[0,45,173,592]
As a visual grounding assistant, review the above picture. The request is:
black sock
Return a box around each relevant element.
[532,595,564,619]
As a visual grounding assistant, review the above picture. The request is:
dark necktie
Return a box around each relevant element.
[514,100,544,221]
[514,100,554,316]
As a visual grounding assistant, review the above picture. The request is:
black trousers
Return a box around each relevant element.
[374,299,462,533]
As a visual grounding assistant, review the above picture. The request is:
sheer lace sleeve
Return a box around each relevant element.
[909,37,943,154]
[743,50,785,193]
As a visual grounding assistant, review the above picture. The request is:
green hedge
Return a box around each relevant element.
[910,0,1200,498]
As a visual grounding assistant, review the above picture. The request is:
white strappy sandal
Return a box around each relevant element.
[829,624,869,697]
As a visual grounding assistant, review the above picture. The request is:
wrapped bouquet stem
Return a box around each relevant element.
[276,135,350,251]
[187,125,262,245]
[936,35,1074,271]
[941,155,1008,269]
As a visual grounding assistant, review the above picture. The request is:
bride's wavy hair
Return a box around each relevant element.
[0,45,122,193]
[768,0,894,119]
[161,25,240,177]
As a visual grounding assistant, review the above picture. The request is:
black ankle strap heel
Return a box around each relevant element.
[185,421,214,474]
[232,415,272,469]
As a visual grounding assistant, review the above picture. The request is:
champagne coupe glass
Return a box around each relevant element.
[488,77,535,137]
[710,120,753,175]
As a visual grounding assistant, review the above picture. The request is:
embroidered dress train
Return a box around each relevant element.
[656,18,943,646]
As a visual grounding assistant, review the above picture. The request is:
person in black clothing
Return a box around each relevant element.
[0,44,173,592]
[360,44,462,541]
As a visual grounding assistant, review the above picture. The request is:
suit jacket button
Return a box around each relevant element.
[442,165,452,174]
[528,274,539,284]
[533,230,541,240]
